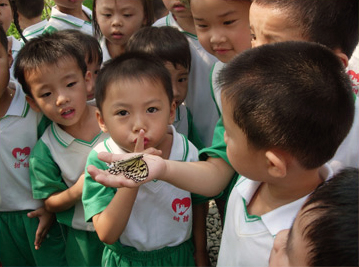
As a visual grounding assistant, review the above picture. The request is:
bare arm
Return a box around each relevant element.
[92,187,139,244]
[88,153,235,197]
[44,173,84,213]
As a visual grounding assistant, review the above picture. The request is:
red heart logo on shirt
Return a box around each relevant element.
[12,147,31,162]
[172,197,191,215]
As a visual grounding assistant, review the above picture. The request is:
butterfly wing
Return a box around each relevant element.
[107,154,149,183]
[123,157,149,183]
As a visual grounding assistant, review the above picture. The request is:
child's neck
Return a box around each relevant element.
[247,168,323,216]
[20,16,43,30]
[106,39,125,59]
[0,86,14,118]
[56,5,90,22]
[155,131,174,160]
[60,105,100,142]
[173,14,196,36]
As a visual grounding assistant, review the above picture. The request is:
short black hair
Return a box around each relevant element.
[220,41,354,169]
[13,0,44,19]
[14,32,87,98]
[252,0,358,58]
[95,52,173,112]
[127,26,191,71]
[301,167,358,266]
[0,25,8,51]
[55,29,103,66]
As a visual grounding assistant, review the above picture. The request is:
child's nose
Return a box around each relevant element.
[132,114,146,132]
[210,30,226,44]
[56,92,69,106]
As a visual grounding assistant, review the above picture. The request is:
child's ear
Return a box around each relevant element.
[265,150,287,178]
[84,70,93,94]
[26,95,41,113]
[168,100,176,125]
[333,48,349,68]
[7,47,13,69]
[96,109,108,132]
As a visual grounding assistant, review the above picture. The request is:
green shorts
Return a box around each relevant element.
[64,225,105,266]
[103,238,195,267]
[0,210,67,266]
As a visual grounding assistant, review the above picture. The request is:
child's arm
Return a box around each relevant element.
[44,173,84,213]
[88,153,234,197]
[92,187,139,244]
[27,207,55,250]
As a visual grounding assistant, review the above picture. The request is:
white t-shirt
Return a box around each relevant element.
[43,5,93,36]
[21,20,48,42]
[217,164,333,267]
[0,81,44,211]
[210,61,226,114]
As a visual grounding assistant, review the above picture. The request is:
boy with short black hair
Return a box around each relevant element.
[14,32,106,266]
[0,25,67,266]
[269,167,358,267]
[88,41,355,266]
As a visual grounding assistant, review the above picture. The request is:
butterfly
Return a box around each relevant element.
[107,154,149,183]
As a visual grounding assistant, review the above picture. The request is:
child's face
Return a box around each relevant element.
[96,0,146,47]
[249,3,305,48]
[222,97,266,181]
[191,0,252,63]
[164,62,188,108]
[0,0,13,32]
[25,58,91,130]
[97,77,176,152]
[54,0,84,10]
[0,41,11,96]
[86,57,101,101]
[269,205,312,267]
[162,0,192,19]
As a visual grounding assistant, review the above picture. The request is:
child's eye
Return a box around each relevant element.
[117,110,129,116]
[40,92,51,98]
[223,20,236,26]
[0,3,8,7]
[178,77,188,83]
[123,13,133,18]
[102,13,111,18]
[147,107,158,113]
[67,82,77,88]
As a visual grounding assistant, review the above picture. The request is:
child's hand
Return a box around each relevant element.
[87,152,166,188]
[27,207,55,250]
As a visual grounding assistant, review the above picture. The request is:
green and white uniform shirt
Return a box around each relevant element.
[21,20,48,43]
[217,164,333,267]
[43,5,93,36]
[83,125,197,251]
[153,14,220,147]
[30,122,108,231]
[0,81,48,211]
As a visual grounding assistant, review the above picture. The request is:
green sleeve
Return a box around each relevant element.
[30,139,68,200]
[199,116,230,165]
[186,108,205,150]
[82,149,117,222]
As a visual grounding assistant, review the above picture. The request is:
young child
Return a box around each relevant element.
[55,29,103,104]
[88,41,355,266]
[14,32,106,266]
[93,0,154,64]
[0,0,23,80]
[0,26,67,267]
[126,26,203,149]
[269,167,358,267]
[43,0,93,35]
[10,0,47,43]
[249,0,359,174]
[154,0,219,147]
[189,0,252,113]
[82,52,199,266]
[126,26,210,265]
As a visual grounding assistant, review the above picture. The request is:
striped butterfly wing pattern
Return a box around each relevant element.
[107,154,149,183]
